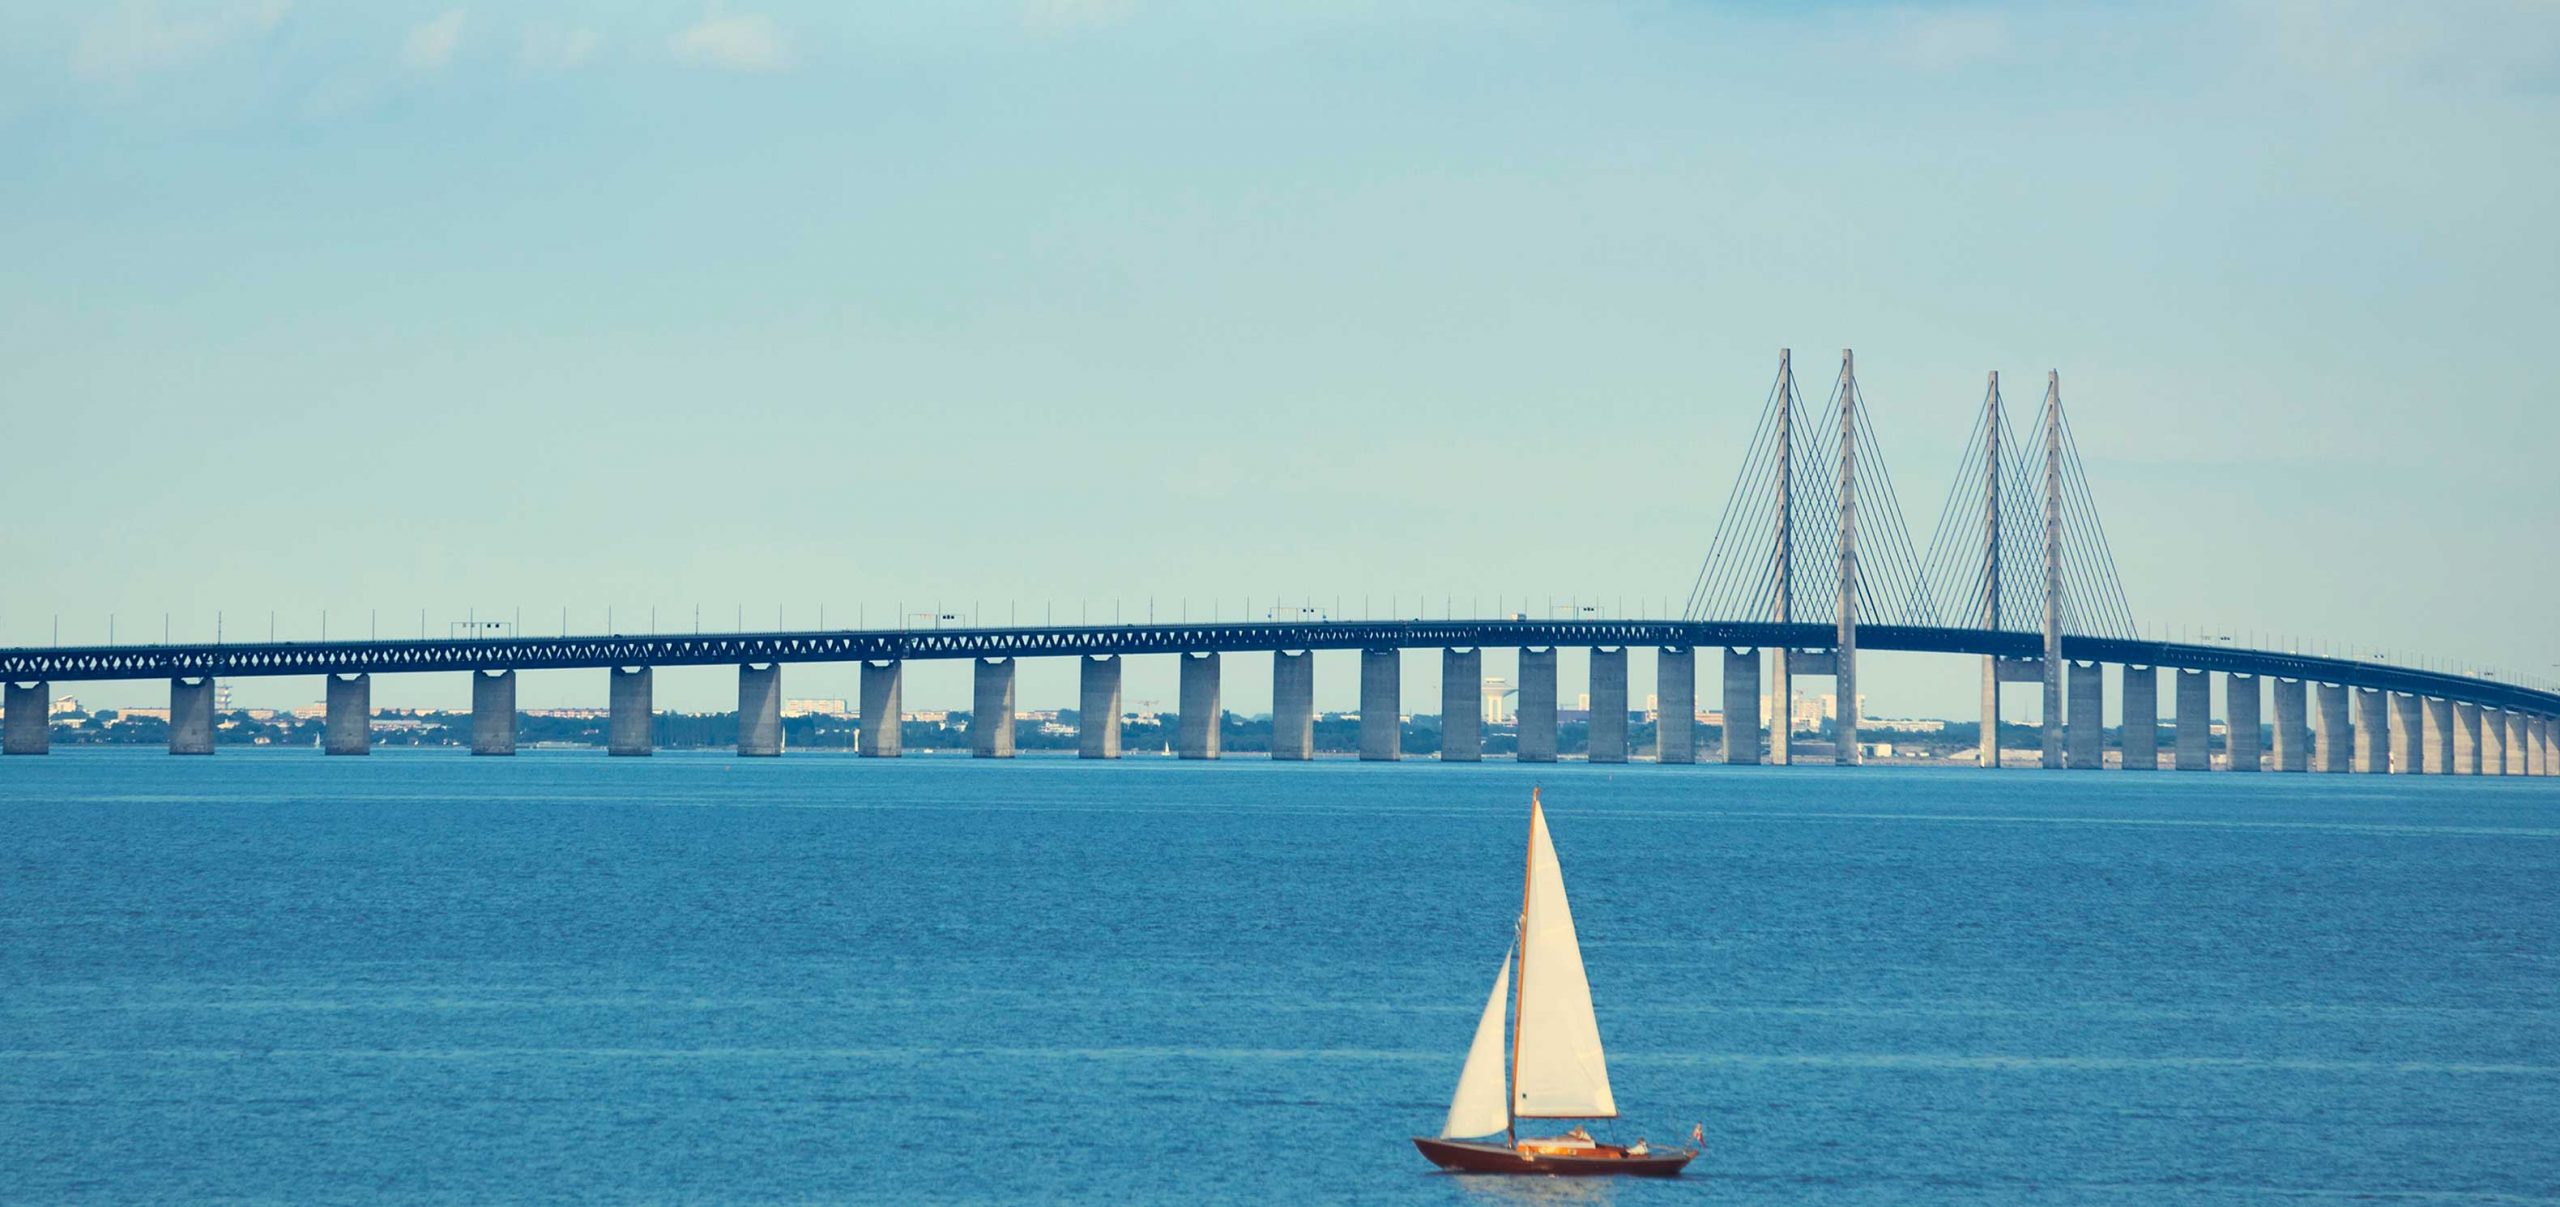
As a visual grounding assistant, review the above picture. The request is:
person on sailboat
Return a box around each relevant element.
[1691,1123,1705,1147]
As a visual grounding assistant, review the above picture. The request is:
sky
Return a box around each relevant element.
[4,0,2557,718]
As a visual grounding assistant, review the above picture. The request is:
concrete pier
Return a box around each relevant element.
[2530,716,2548,777]
[471,670,516,756]
[2174,670,2210,771]
[1517,648,1558,763]
[1273,651,1315,761]
[737,664,783,757]
[1656,647,1695,764]
[2388,693,2422,775]
[2315,684,2350,772]
[2453,702,2481,775]
[971,659,1015,759]
[2353,688,2388,773]
[3,681,47,755]
[2066,661,2103,769]
[2226,674,2260,771]
[1179,653,1221,759]
[859,661,902,758]
[1722,649,1759,765]
[2121,666,2157,770]
[608,667,654,756]
[1359,648,1399,762]
[323,674,371,756]
[2421,697,2451,775]
[1587,648,1627,765]
[170,677,215,754]
[1079,656,1121,759]
[1440,649,1480,762]
[2480,709,2506,776]
[2506,712,2528,775]
[2544,718,2557,777]
[2270,678,2307,772]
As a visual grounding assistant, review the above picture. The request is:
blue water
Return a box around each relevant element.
[2,750,2555,1204]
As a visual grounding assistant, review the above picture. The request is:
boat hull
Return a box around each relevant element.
[1412,1137,1694,1177]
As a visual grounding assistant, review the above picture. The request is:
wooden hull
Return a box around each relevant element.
[1412,1137,1694,1177]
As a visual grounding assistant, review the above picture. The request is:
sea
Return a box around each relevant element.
[2,749,2555,1205]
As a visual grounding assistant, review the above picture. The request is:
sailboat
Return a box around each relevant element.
[1412,788,1696,1177]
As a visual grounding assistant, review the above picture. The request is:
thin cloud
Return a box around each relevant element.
[72,0,291,82]
[2240,0,2560,93]
[1025,0,1136,35]
[520,24,601,71]
[669,10,792,72]
[402,10,466,71]
[1879,8,2012,72]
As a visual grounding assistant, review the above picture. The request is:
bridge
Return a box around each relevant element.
[5,350,2555,776]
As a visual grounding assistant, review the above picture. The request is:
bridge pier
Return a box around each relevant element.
[2452,702,2481,774]
[324,674,370,756]
[608,667,653,756]
[471,670,516,755]
[2480,708,2507,775]
[2226,674,2260,771]
[1359,649,1398,761]
[2530,716,2549,777]
[2121,666,2156,770]
[1722,649,1759,765]
[1079,656,1121,759]
[2066,661,2103,769]
[2507,712,2529,775]
[971,659,1015,759]
[2421,697,2451,774]
[170,677,215,754]
[2353,688,2389,773]
[1517,648,1558,763]
[1588,648,1627,765]
[859,661,902,758]
[1656,647,1694,764]
[2543,717,2557,777]
[2270,678,2307,772]
[737,664,783,757]
[2174,670,2210,770]
[1179,653,1221,759]
[2315,684,2350,772]
[1273,651,1315,761]
[2387,693,2422,775]
[1438,649,1478,762]
[4,681,47,755]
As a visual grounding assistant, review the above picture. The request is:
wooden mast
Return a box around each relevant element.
[1509,786,1538,1149]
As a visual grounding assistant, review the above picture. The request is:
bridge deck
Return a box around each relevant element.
[4,621,2553,716]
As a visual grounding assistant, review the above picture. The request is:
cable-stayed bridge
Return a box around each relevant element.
[5,350,2556,776]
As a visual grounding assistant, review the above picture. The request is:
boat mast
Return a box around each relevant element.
[1508,787,1538,1148]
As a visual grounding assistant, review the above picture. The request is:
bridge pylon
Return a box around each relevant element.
[1923,368,2136,769]
[1685,348,1932,765]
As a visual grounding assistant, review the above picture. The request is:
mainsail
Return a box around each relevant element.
[1439,946,1513,1138]
[1511,799,1616,1119]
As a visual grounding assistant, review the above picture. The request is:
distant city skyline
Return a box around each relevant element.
[6,2,2557,719]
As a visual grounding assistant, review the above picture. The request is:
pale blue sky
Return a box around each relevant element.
[5,1,2556,716]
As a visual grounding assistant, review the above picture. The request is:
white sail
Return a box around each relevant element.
[1440,945,1513,1138]
[1512,799,1616,1118]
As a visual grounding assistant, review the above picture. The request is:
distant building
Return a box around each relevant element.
[782,698,850,718]
[1482,678,1512,725]
[49,695,80,716]
[1866,717,1945,734]
[215,682,234,712]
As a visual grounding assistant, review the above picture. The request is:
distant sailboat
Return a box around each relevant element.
[1412,789,1695,1176]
